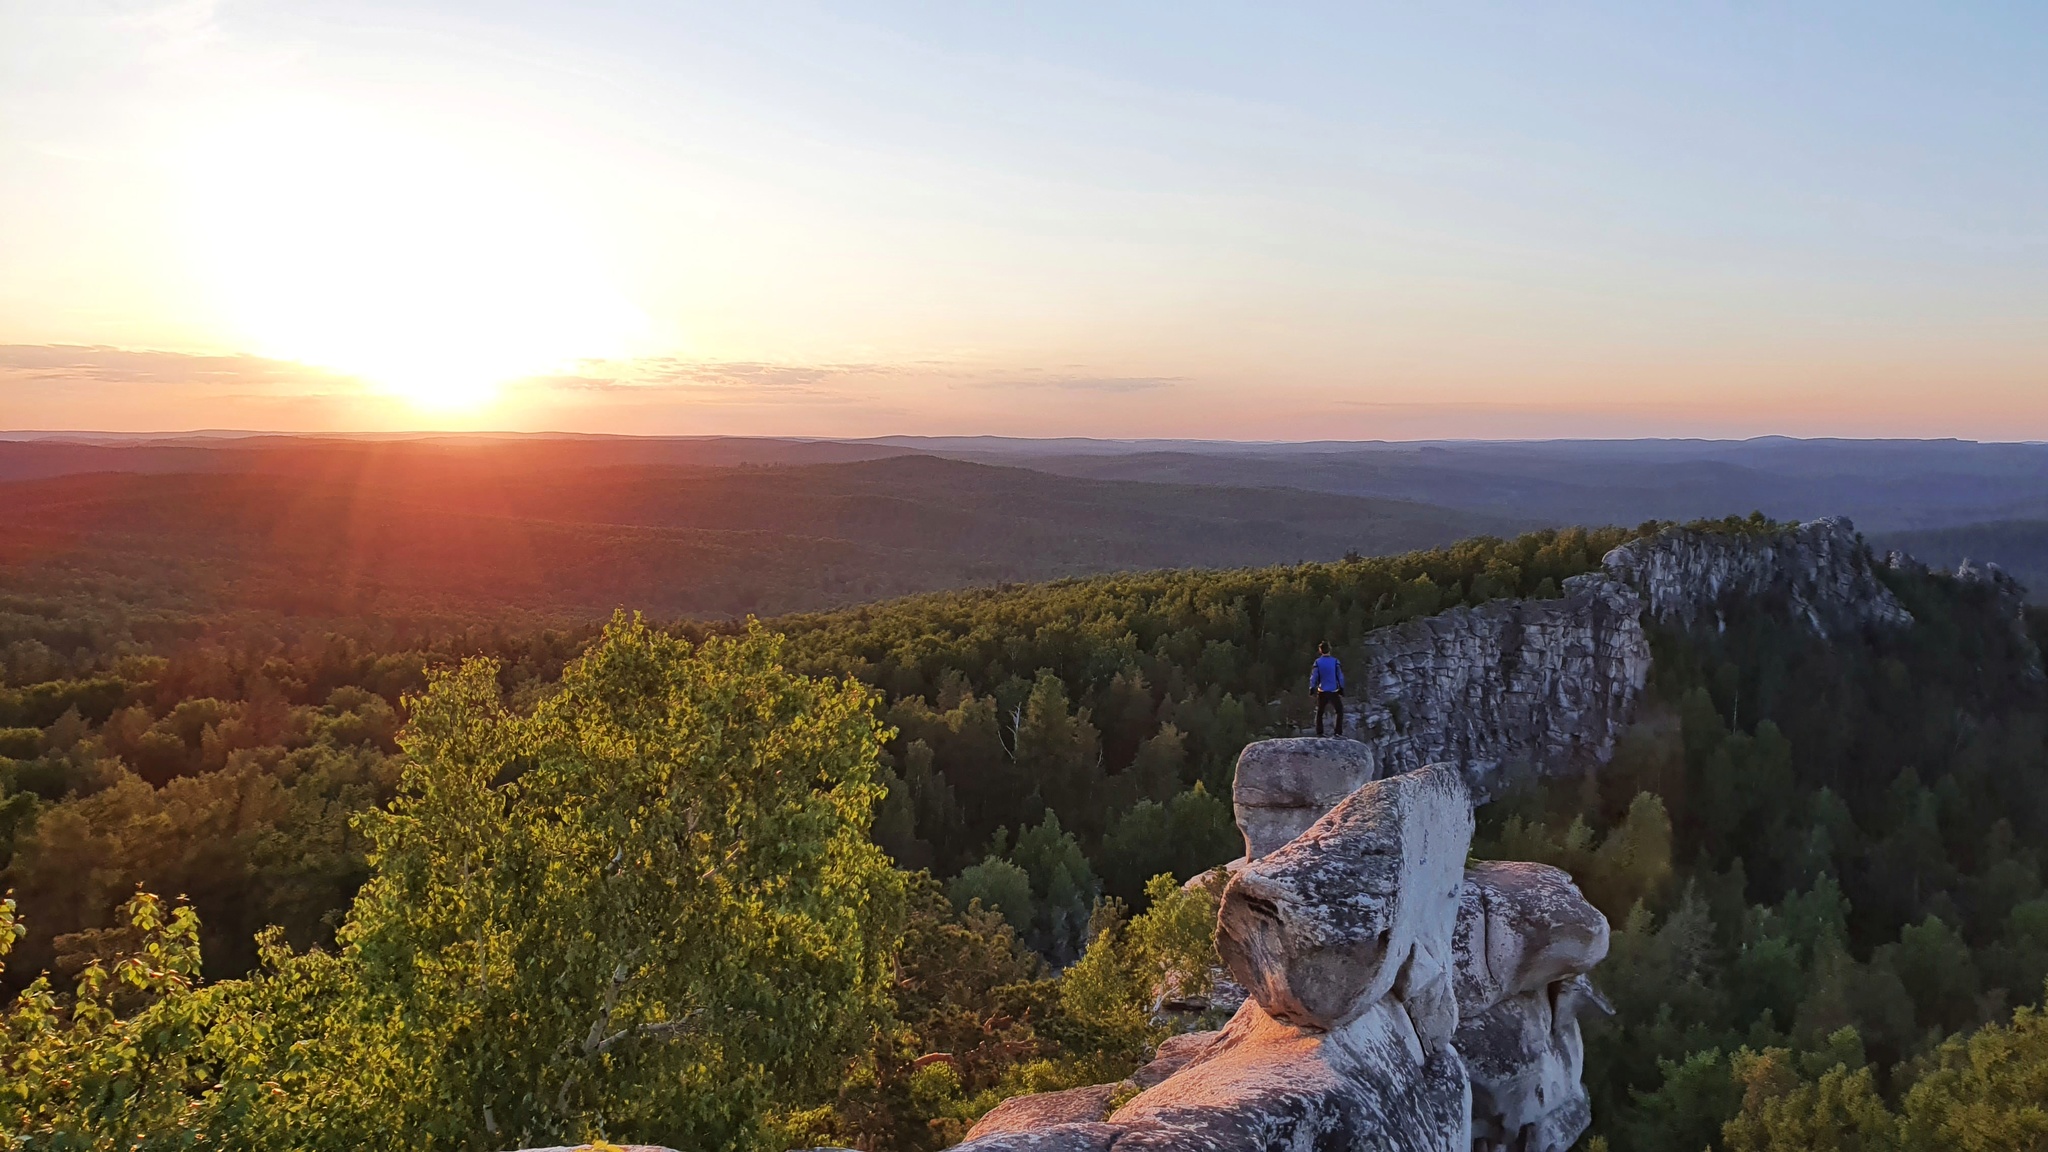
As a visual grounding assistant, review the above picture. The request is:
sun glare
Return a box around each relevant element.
[182,102,641,410]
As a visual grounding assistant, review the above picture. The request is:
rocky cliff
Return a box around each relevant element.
[1322,516,1911,793]
[1345,573,1650,791]
[952,518,1923,1151]
[1604,515,1912,637]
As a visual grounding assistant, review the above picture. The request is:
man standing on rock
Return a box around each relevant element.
[1311,641,1345,737]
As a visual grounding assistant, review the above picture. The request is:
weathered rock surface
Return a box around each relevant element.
[1107,998,1471,1152]
[963,1084,1125,1141]
[1308,516,1919,795]
[956,761,1621,1152]
[1452,861,1610,1012]
[1217,764,1472,1035]
[1231,737,1380,860]
[1453,863,1611,1152]
[952,767,1477,1151]
[1458,979,1604,1152]
[1603,515,1912,637]
[1345,575,1650,792]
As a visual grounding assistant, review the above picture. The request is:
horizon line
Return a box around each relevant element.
[4,429,2045,448]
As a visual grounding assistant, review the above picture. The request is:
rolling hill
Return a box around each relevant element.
[903,437,2048,532]
[1873,519,2048,602]
[0,439,1517,620]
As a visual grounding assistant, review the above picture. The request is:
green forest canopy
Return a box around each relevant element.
[3,519,2048,1149]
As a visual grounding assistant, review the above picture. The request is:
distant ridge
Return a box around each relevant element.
[0,440,1517,620]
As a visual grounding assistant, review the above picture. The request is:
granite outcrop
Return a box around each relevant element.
[1318,516,1914,793]
[1343,573,1650,790]
[953,760,1612,1152]
[1230,737,1380,859]
[1604,515,1912,637]
[957,518,1927,1152]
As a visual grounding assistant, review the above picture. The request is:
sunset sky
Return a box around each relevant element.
[4,2,2046,439]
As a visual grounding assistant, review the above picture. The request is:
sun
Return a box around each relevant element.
[182,101,641,411]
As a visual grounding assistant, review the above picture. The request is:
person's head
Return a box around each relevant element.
[1317,641,1330,655]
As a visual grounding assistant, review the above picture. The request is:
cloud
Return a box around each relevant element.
[525,358,1184,401]
[0,344,1184,435]
[979,374,1185,394]
[532,358,897,396]
[0,345,397,434]
[0,344,362,391]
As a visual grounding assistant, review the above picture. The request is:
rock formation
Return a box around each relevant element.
[953,759,1611,1152]
[1346,574,1650,790]
[1602,515,1912,637]
[1217,763,1472,1037]
[1453,862,1611,1152]
[1953,558,2047,678]
[1312,516,1916,794]
[1953,557,2035,632]
[1231,737,1380,859]
[948,518,1933,1150]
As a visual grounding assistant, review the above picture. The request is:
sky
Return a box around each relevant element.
[3,1,2046,439]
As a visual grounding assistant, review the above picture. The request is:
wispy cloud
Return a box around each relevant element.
[0,345,1182,434]
[0,344,363,391]
[533,358,899,396]
[525,358,1184,400]
[976,374,1185,394]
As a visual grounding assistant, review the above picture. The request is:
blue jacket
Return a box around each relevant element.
[1311,654,1344,693]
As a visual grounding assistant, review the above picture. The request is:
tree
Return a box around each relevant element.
[950,857,1036,940]
[1722,1045,1897,1152]
[1016,674,1105,843]
[1006,812,1101,964]
[2,617,909,1152]
[1052,874,1223,1079]
[325,616,907,1149]
[822,874,1052,1152]
[1897,989,2048,1151]
[0,890,222,1149]
[1098,785,1240,907]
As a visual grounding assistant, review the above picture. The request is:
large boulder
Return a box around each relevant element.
[1457,977,1606,1152]
[1230,737,1379,860]
[1452,861,1609,1012]
[1217,763,1472,1034]
[1452,862,1611,1152]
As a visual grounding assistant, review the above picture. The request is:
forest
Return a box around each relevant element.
[4,518,2047,1150]
[0,439,1511,621]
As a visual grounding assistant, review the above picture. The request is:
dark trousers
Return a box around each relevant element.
[1316,691,1344,736]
